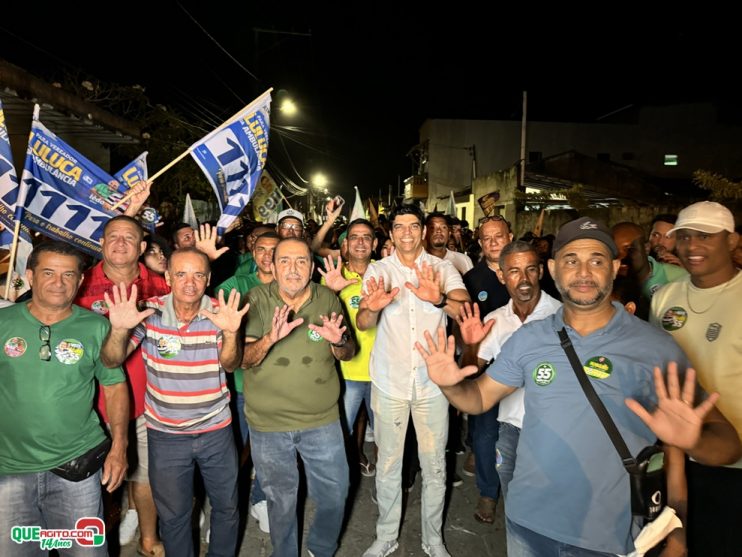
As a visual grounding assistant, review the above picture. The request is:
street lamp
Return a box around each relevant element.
[279,98,297,116]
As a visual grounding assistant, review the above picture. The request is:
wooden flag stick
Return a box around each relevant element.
[3,219,22,300]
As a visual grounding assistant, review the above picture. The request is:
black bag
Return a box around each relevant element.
[50,438,112,482]
[558,328,666,522]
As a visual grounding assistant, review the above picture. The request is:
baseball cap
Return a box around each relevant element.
[669,201,735,235]
[552,217,618,258]
[277,208,304,225]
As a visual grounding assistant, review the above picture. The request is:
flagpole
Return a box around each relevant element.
[274,185,293,210]
[111,88,273,211]
[3,219,22,299]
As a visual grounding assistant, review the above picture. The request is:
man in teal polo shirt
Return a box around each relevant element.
[243,237,356,557]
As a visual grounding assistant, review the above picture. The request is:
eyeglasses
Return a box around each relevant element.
[39,325,51,361]
[279,223,303,232]
[478,215,511,229]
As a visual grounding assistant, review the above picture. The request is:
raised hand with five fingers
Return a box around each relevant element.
[318,255,358,292]
[104,282,155,330]
[457,302,495,346]
[359,276,400,312]
[269,304,305,344]
[415,327,479,387]
[405,262,442,304]
[198,288,250,333]
[195,223,229,261]
[625,362,720,451]
[308,312,346,344]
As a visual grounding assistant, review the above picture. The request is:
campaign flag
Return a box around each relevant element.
[446,190,457,217]
[190,90,271,235]
[251,170,282,222]
[182,193,198,228]
[350,186,365,221]
[0,99,33,283]
[110,152,159,231]
[11,106,120,258]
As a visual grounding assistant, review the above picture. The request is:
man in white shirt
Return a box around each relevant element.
[358,205,470,557]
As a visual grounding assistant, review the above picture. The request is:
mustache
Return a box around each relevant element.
[569,281,598,288]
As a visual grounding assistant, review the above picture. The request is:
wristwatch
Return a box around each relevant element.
[433,292,448,308]
[332,333,350,347]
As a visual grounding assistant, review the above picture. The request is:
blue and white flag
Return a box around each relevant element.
[112,152,160,230]
[0,99,33,280]
[190,90,271,235]
[10,106,120,258]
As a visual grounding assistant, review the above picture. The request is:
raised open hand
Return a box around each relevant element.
[457,302,495,345]
[195,223,229,260]
[318,255,358,292]
[415,328,479,387]
[405,262,442,304]
[308,312,346,344]
[269,304,305,343]
[360,276,399,312]
[199,288,249,333]
[625,362,720,451]
[104,283,154,330]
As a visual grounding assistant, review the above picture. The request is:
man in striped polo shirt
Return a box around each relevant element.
[102,247,249,557]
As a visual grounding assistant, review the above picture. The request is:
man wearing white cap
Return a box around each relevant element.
[650,201,742,556]
[277,208,305,240]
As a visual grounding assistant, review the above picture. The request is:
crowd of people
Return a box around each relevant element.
[0,189,741,557]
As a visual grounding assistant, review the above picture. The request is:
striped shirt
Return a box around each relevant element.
[131,294,231,434]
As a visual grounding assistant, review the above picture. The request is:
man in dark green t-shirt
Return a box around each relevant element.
[243,238,355,557]
[0,242,128,556]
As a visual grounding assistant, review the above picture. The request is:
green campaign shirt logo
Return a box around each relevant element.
[308,329,323,342]
[156,336,181,359]
[533,362,556,386]
[584,356,613,379]
[55,339,84,365]
[349,295,361,309]
[661,307,687,331]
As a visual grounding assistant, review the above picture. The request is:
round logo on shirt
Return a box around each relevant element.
[349,295,361,309]
[478,291,488,302]
[533,362,556,387]
[55,339,84,364]
[4,337,27,357]
[583,356,613,379]
[661,307,687,331]
[156,335,181,358]
[533,362,556,386]
[308,329,323,342]
[90,299,109,314]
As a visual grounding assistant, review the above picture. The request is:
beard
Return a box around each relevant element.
[557,280,611,307]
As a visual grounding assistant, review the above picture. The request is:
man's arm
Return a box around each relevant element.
[357,276,398,331]
[218,331,243,372]
[100,382,129,493]
[662,444,688,557]
[199,289,249,372]
[416,328,516,414]
[331,335,356,361]
[242,304,304,368]
[100,283,153,367]
[441,287,470,319]
[243,335,273,368]
[687,406,742,466]
[310,200,343,257]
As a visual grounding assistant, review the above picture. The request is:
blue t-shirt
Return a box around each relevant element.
[487,302,688,554]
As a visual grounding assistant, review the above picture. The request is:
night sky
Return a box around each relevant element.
[1,4,737,202]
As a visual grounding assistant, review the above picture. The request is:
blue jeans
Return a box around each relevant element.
[495,421,520,502]
[249,420,349,557]
[506,518,616,556]
[236,392,267,504]
[0,469,105,557]
[343,379,374,434]
[148,426,239,557]
[371,385,449,546]
[469,403,501,500]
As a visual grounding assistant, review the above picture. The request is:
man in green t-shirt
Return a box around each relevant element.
[0,242,128,557]
[243,238,356,557]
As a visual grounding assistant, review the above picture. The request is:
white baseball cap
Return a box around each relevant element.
[277,208,304,225]
[669,201,735,234]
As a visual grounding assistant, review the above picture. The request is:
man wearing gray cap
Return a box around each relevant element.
[277,208,305,240]
[416,216,741,556]
[650,201,742,556]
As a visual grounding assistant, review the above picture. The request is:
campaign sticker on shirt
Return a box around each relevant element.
[533,362,556,386]
[4,337,27,357]
[55,339,84,364]
[349,295,361,309]
[156,335,181,358]
[583,356,612,379]
[307,329,323,342]
[90,299,109,315]
[661,307,687,331]
[478,291,488,302]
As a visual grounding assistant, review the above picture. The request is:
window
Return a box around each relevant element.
[664,154,678,166]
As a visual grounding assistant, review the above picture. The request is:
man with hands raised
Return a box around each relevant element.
[101,247,248,557]
[415,217,741,557]
[357,204,469,557]
[242,237,356,557]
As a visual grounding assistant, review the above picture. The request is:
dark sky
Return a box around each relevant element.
[1,4,737,201]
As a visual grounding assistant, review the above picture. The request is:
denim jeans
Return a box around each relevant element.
[249,420,349,557]
[469,403,501,500]
[343,379,374,434]
[506,518,616,556]
[236,392,267,504]
[371,385,449,546]
[495,421,520,502]
[148,426,239,557]
[0,469,105,557]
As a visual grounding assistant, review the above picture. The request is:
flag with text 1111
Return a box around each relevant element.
[190,90,271,235]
